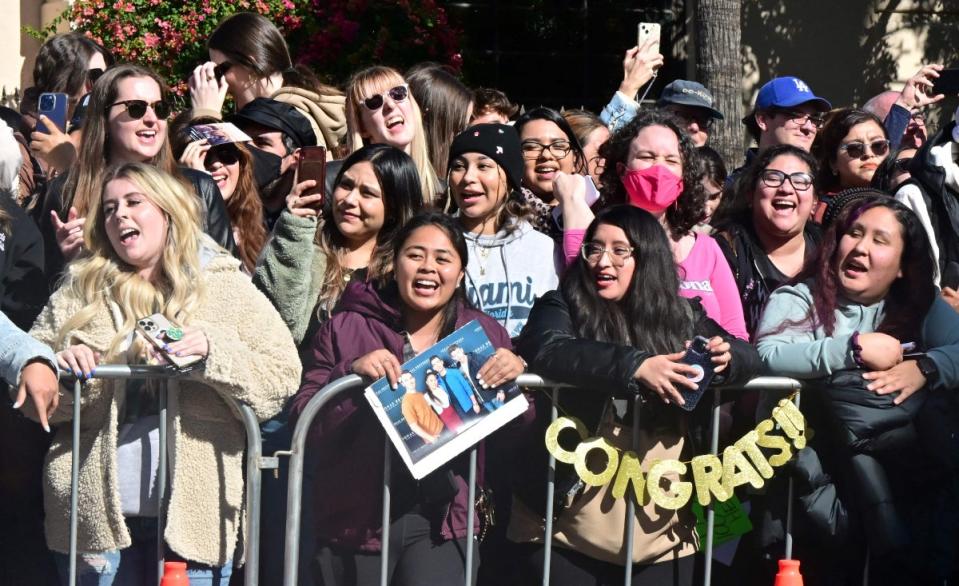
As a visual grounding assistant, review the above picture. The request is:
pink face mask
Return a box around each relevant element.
[620,165,684,213]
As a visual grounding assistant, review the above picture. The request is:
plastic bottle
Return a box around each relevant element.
[160,561,189,586]
[773,558,804,586]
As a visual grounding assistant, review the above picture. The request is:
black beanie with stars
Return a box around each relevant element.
[447,123,524,192]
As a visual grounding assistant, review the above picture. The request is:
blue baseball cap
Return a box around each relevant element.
[755,77,831,111]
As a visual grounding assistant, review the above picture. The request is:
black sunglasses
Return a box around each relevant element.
[362,84,409,111]
[87,68,105,84]
[207,144,241,166]
[108,99,171,120]
[213,61,233,82]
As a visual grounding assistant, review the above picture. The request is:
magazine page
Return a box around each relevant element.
[188,122,253,146]
[364,319,529,479]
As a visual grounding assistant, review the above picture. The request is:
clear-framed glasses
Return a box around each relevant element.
[521,140,572,160]
[839,139,890,159]
[580,242,635,266]
[760,169,814,191]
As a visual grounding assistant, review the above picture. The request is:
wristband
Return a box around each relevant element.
[851,331,865,368]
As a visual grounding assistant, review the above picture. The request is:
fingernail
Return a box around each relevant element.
[162,345,171,351]
[12,399,22,409]
[72,370,80,377]
[91,368,96,376]
[175,351,182,357]
[43,424,51,433]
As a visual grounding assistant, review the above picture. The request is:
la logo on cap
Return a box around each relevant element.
[793,79,810,93]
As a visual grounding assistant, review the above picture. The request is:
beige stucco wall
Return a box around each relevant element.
[0,0,70,107]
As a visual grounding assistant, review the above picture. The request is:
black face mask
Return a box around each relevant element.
[247,145,283,191]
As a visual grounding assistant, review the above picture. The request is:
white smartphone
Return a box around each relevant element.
[136,313,204,370]
[638,22,661,53]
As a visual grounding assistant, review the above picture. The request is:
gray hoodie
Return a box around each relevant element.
[463,220,560,337]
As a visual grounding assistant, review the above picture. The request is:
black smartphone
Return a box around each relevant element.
[36,92,68,134]
[678,336,716,411]
[932,68,959,96]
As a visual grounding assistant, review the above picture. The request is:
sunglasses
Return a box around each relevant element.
[87,68,105,84]
[213,61,233,82]
[839,139,890,159]
[207,144,241,166]
[109,99,171,120]
[362,84,409,111]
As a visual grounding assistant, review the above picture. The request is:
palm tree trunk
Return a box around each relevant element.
[695,0,743,168]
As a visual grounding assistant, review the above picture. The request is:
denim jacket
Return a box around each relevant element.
[0,310,56,386]
[599,91,641,133]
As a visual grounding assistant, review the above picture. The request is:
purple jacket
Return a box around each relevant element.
[291,280,512,552]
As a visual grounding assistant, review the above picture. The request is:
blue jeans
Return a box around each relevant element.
[55,517,232,586]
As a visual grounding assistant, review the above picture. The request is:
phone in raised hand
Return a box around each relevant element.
[638,22,661,53]
[295,146,327,207]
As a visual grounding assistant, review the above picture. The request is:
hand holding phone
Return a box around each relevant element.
[136,314,206,370]
[296,146,327,204]
[677,336,716,411]
[36,92,68,134]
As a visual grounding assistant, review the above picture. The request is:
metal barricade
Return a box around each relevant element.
[63,364,266,586]
[281,374,802,586]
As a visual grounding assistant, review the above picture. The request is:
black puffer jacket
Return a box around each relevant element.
[512,289,761,518]
[35,167,236,292]
[0,196,46,329]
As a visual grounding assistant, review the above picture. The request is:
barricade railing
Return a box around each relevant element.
[62,364,267,586]
[281,373,803,586]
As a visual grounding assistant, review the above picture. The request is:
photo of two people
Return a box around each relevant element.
[365,321,528,479]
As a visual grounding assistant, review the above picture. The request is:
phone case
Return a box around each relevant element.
[136,313,204,370]
[638,22,661,52]
[37,92,68,134]
[678,336,715,411]
[297,146,327,200]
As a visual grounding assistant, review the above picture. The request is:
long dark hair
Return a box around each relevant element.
[514,107,587,174]
[406,63,473,177]
[319,144,424,306]
[815,107,887,192]
[598,109,707,240]
[563,205,692,353]
[392,211,471,339]
[795,195,935,340]
[33,32,113,98]
[715,143,819,228]
[208,12,342,99]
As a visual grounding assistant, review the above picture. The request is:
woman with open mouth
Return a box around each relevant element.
[36,64,236,293]
[28,162,300,585]
[755,194,959,583]
[292,212,525,586]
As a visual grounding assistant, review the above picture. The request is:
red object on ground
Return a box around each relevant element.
[161,561,189,586]
[774,559,804,586]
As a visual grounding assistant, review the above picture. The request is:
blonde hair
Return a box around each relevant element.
[56,163,206,359]
[345,66,440,204]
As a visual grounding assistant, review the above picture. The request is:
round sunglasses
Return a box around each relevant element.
[838,139,890,159]
[362,84,409,111]
[108,99,171,120]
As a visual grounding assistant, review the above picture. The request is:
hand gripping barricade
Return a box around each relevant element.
[280,373,804,586]
[62,364,269,586]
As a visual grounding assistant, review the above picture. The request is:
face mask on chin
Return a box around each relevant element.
[620,164,684,213]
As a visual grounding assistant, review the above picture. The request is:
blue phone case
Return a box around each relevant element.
[37,92,68,134]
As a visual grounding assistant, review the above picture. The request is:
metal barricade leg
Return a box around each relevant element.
[464,448,478,585]
[238,405,263,586]
[784,392,801,561]
[542,388,559,586]
[622,396,640,586]
[157,382,168,584]
[69,379,82,586]
[380,437,392,586]
[703,389,721,586]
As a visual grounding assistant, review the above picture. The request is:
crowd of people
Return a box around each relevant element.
[1,11,959,586]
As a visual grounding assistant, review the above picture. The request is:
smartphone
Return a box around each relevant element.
[638,22,661,53]
[136,314,205,370]
[932,68,959,96]
[942,261,959,290]
[296,146,327,203]
[677,336,716,412]
[36,92,68,134]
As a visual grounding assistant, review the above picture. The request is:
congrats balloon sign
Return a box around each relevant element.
[544,398,808,510]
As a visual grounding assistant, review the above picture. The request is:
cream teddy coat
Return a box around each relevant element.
[29,252,302,567]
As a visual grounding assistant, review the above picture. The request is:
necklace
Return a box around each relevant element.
[474,243,494,276]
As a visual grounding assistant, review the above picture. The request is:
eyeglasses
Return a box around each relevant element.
[108,99,171,120]
[772,109,826,129]
[213,61,233,82]
[893,157,913,173]
[362,84,409,111]
[87,68,105,85]
[580,242,635,266]
[588,155,605,174]
[839,139,890,159]
[760,169,814,191]
[521,140,572,160]
[668,108,715,131]
[207,144,240,166]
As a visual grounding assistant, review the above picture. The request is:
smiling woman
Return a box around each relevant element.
[291,211,525,586]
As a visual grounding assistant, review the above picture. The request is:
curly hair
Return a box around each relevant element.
[597,110,707,240]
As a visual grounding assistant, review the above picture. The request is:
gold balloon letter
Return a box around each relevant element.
[756,418,793,467]
[611,450,648,505]
[721,445,765,495]
[545,417,588,464]
[735,430,774,479]
[574,438,620,487]
[772,399,807,449]
[691,454,730,506]
[647,460,692,510]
